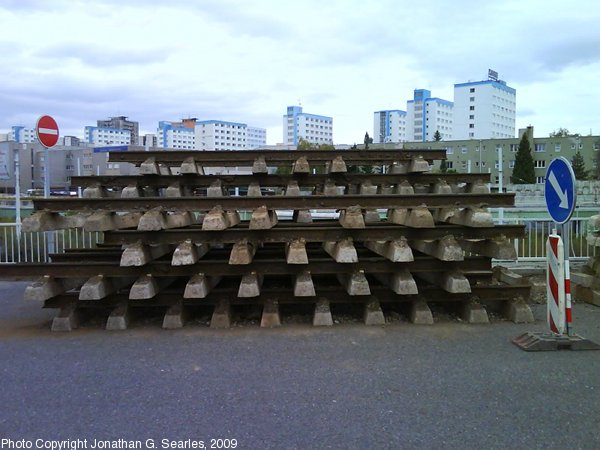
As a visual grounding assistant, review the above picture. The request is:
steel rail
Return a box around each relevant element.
[33,193,515,211]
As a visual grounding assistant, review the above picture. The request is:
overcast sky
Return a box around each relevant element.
[1,0,600,145]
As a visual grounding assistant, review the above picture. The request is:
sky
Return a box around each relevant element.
[1,0,600,145]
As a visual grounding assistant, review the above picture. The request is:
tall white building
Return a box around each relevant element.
[283,106,333,146]
[84,126,131,146]
[157,119,196,149]
[373,110,407,143]
[453,77,516,140]
[194,120,267,150]
[406,89,453,142]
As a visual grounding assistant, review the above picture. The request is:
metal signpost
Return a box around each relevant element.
[36,115,60,255]
[513,157,598,351]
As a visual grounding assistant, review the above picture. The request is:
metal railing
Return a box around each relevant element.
[0,223,103,263]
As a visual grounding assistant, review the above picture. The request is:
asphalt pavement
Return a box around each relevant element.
[1,281,599,449]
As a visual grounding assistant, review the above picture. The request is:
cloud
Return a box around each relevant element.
[34,43,169,67]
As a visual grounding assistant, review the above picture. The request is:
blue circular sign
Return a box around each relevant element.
[544,157,576,224]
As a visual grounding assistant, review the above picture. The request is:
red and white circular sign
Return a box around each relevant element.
[36,115,59,148]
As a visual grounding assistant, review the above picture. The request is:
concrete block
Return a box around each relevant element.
[447,208,493,227]
[410,300,434,325]
[469,179,490,194]
[418,271,471,293]
[389,162,409,174]
[493,266,524,286]
[238,271,263,297]
[433,180,453,194]
[571,271,596,288]
[294,270,316,296]
[413,183,429,194]
[121,242,171,266]
[247,182,262,197]
[79,275,114,300]
[210,300,231,328]
[114,212,142,230]
[364,239,413,262]
[313,299,333,326]
[323,180,339,196]
[249,206,277,229]
[434,207,457,223]
[286,239,309,264]
[389,270,418,295]
[339,205,365,229]
[158,163,172,175]
[22,211,59,232]
[260,300,281,327]
[462,237,517,260]
[172,241,209,266]
[338,270,370,296]
[574,285,600,306]
[323,238,358,263]
[51,304,80,332]
[140,157,159,175]
[82,184,105,198]
[411,235,464,261]
[83,211,114,231]
[202,206,229,230]
[359,180,377,195]
[226,210,240,226]
[387,208,408,225]
[503,299,534,323]
[285,180,301,196]
[106,304,130,331]
[364,299,385,325]
[329,155,347,173]
[165,211,195,229]
[207,179,226,197]
[409,156,430,172]
[138,208,167,231]
[180,156,203,175]
[129,274,160,300]
[405,206,435,228]
[184,273,221,298]
[163,303,187,329]
[229,240,256,265]
[460,302,490,324]
[293,209,313,223]
[121,184,141,198]
[252,156,268,173]
[24,275,64,301]
[292,156,310,173]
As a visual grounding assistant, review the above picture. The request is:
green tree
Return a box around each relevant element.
[549,128,571,137]
[433,130,442,141]
[571,150,588,179]
[296,137,313,150]
[440,159,448,173]
[511,134,535,183]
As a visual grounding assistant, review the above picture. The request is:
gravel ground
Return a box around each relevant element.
[1,281,599,449]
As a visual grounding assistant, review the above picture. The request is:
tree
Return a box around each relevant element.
[571,151,588,180]
[433,130,442,141]
[549,128,571,137]
[440,159,448,173]
[296,137,313,151]
[364,132,373,149]
[511,134,535,184]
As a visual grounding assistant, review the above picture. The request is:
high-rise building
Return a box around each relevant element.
[373,110,407,143]
[97,116,139,145]
[406,89,454,142]
[157,119,196,149]
[195,120,248,150]
[84,126,131,146]
[247,126,267,149]
[10,126,37,143]
[283,106,333,146]
[453,76,516,140]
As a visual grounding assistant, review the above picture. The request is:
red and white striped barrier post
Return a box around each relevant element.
[546,233,566,335]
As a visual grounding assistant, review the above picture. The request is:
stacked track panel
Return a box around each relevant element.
[10,148,532,330]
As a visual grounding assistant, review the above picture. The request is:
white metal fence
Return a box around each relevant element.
[0,223,103,263]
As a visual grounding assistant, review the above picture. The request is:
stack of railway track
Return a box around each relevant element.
[573,214,600,306]
[9,148,532,330]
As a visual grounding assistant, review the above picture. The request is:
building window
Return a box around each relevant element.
[594,142,600,151]
[470,97,475,101]
[536,176,545,184]
[470,88,475,93]
[469,106,475,111]
[555,143,561,152]
[445,146,454,154]
[534,160,546,168]
[446,161,453,169]
[461,146,467,154]
[534,144,546,152]
[509,160,515,168]
[469,115,474,120]
[469,124,475,129]
[469,132,474,137]
[510,144,518,152]
[461,161,467,169]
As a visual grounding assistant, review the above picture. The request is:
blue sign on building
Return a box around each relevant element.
[544,157,576,224]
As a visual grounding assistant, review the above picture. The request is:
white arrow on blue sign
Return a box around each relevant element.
[544,157,576,224]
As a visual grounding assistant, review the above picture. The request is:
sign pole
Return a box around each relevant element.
[14,147,21,248]
[562,222,572,336]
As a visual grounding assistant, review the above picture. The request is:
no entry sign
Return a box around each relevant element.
[36,115,59,148]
